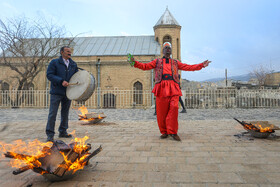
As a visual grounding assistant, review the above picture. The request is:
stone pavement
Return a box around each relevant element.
[0,108,280,187]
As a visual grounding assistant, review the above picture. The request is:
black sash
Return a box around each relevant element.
[162,74,173,80]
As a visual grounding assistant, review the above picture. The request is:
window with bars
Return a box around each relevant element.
[133,81,143,105]
[103,93,116,108]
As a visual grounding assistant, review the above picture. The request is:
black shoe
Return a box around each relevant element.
[160,134,168,139]
[59,133,72,138]
[180,109,187,113]
[170,134,181,141]
[46,136,54,142]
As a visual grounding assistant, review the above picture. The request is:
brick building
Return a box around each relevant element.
[0,8,182,108]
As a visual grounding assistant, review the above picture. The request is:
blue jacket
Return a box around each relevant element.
[47,56,78,96]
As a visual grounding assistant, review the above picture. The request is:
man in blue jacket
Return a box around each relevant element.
[46,46,78,142]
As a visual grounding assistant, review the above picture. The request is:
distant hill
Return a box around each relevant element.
[202,73,253,82]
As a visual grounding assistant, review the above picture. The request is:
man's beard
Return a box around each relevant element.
[163,49,172,56]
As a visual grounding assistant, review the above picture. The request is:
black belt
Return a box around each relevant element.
[162,74,173,80]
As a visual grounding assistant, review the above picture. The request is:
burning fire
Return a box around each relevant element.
[78,105,88,121]
[242,122,274,133]
[0,133,96,175]
[242,123,259,131]
[78,105,88,118]
[77,105,104,122]
[0,140,52,170]
[59,135,90,173]
[255,123,274,133]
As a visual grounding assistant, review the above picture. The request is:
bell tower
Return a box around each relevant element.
[154,7,181,60]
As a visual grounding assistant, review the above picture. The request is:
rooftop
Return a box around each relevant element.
[72,35,161,57]
[154,7,181,27]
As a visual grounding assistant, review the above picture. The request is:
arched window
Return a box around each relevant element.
[1,82,10,90]
[133,81,143,105]
[163,35,172,44]
[103,93,116,108]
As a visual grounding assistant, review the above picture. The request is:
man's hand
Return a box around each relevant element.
[127,53,135,67]
[202,60,211,67]
[62,81,69,87]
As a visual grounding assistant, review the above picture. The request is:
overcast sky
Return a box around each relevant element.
[1,0,280,81]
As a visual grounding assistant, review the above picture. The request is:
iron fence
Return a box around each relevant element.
[185,88,280,109]
[0,88,154,109]
[1,88,280,109]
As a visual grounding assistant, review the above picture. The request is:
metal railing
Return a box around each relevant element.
[1,88,280,109]
[185,88,280,109]
[0,88,154,109]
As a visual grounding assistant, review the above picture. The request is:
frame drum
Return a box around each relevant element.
[66,70,95,101]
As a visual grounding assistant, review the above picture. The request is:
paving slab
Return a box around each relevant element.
[0,108,280,186]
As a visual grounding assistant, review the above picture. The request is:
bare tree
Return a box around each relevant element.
[250,64,274,87]
[0,16,74,106]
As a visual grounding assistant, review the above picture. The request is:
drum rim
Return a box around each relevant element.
[66,70,95,101]
[75,74,95,101]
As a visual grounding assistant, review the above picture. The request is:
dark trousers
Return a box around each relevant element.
[179,96,186,110]
[46,94,71,137]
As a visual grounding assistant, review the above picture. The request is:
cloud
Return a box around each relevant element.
[2,2,18,12]
[83,31,107,37]
[35,9,59,23]
[0,2,19,17]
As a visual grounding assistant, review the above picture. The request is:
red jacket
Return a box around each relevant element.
[134,58,204,84]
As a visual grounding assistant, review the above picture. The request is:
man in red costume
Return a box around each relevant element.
[129,42,211,141]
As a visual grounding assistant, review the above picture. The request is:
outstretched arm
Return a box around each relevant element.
[128,55,157,70]
[134,60,157,70]
[178,60,211,71]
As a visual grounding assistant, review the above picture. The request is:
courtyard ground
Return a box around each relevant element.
[0,108,280,187]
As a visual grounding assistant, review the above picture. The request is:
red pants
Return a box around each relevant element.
[156,96,179,135]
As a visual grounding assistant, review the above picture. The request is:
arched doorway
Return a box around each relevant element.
[103,93,116,108]
[133,81,143,105]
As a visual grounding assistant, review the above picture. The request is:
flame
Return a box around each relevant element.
[1,133,93,175]
[58,135,90,173]
[256,124,274,133]
[78,105,92,122]
[242,122,274,133]
[243,123,259,131]
[77,105,104,122]
[66,153,89,173]
[78,105,88,120]
[72,136,89,154]
[0,139,52,171]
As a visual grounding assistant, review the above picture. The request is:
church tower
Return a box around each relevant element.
[154,7,181,60]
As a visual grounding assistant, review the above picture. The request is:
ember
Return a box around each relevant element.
[0,135,102,180]
[234,118,278,138]
[78,105,106,124]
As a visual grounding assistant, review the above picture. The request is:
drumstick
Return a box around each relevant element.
[68,82,79,86]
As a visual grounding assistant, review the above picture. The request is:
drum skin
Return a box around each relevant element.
[66,70,95,101]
